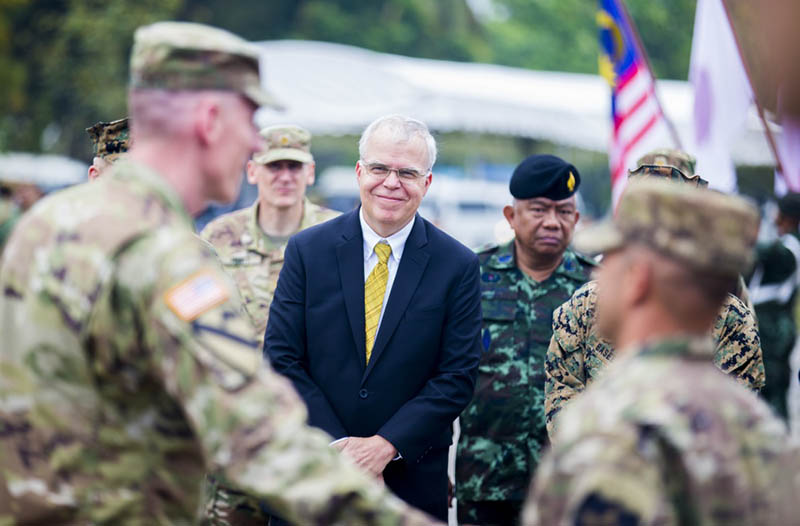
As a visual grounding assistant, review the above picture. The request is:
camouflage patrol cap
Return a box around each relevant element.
[129,21,281,109]
[575,179,759,277]
[85,117,130,162]
[635,148,697,177]
[628,164,709,188]
[253,125,313,164]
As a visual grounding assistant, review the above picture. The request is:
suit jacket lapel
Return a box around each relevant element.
[336,209,367,369]
[362,215,430,382]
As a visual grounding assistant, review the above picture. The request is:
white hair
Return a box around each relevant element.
[358,114,437,171]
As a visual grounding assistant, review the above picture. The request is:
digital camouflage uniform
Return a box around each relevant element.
[201,198,339,343]
[545,280,765,436]
[0,21,436,526]
[86,117,130,163]
[455,241,595,518]
[525,179,796,526]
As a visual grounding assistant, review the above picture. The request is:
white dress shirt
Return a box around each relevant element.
[360,208,414,335]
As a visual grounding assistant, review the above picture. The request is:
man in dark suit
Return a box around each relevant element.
[265,114,482,521]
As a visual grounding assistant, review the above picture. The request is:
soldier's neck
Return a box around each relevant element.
[614,307,713,355]
[514,242,562,282]
[258,198,304,237]
[129,144,206,216]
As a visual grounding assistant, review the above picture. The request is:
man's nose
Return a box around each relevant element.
[382,170,401,189]
[541,208,559,227]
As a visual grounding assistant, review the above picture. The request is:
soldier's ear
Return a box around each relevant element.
[305,163,316,186]
[503,205,515,228]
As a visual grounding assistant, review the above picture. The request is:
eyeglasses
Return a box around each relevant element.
[360,161,428,181]
[628,164,709,188]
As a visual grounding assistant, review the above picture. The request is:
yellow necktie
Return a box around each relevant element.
[364,243,392,364]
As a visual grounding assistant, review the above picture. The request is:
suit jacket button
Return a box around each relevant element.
[359,389,369,399]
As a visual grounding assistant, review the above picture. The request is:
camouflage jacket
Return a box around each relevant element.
[201,198,339,344]
[455,241,595,503]
[0,161,434,526]
[545,281,766,437]
[525,337,795,526]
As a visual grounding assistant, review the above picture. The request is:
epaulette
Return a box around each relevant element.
[475,242,500,256]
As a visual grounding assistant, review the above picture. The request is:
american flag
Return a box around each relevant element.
[598,0,678,205]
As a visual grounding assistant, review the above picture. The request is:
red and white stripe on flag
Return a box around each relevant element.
[608,63,673,206]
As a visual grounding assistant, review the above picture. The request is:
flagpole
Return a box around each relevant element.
[616,0,684,150]
[719,0,784,175]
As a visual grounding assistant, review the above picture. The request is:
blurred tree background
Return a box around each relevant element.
[1,0,698,160]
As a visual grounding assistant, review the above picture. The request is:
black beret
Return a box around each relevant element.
[510,154,581,200]
[778,192,800,218]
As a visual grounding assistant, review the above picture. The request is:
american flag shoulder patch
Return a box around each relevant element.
[164,269,230,322]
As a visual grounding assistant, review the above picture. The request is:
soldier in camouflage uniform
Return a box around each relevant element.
[0,21,438,526]
[86,117,131,180]
[202,124,339,345]
[455,155,595,525]
[748,192,800,419]
[524,179,796,526]
[545,153,765,437]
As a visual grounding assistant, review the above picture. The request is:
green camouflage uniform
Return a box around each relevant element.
[0,21,436,526]
[545,280,765,436]
[525,179,795,526]
[748,232,800,419]
[455,241,595,516]
[201,199,339,344]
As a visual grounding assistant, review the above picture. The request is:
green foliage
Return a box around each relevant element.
[2,0,696,158]
[484,0,696,79]
[0,0,181,156]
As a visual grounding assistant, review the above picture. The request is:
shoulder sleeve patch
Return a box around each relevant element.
[164,269,230,322]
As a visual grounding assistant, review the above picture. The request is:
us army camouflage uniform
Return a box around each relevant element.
[0,160,435,526]
[526,337,794,526]
[455,241,595,517]
[201,198,339,343]
[545,280,765,436]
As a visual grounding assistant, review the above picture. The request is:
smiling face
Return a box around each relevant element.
[505,195,579,257]
[356,129,431,237]
[248,159,315,210]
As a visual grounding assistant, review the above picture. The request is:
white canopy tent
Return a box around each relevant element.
[255,39,775,166]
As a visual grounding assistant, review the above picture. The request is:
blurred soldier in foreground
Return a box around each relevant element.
[748,192,800,419]
[455,155,595,525]
[525,179,795,525]
[202,124,338,344]
[86,117,130,180]
[0,21,437,526]
[545,154,764,436]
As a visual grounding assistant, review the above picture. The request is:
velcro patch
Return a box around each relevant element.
[164,270,230,322]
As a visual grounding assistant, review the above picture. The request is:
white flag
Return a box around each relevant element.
[688,0,753,192]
